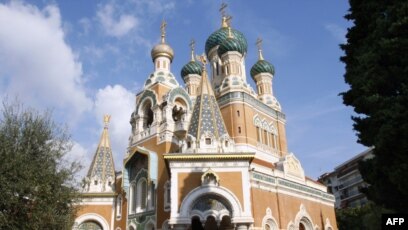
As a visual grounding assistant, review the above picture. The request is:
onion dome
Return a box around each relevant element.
[151,20,174,62]
[218,27,245,57]
[250,60,275,79]
[205,17,247,56]
[151,43,174,62]
[250,38,275,79]
[181,39,202,81]
[181,61,202,80]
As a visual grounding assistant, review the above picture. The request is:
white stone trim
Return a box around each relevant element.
[73,213,110,230]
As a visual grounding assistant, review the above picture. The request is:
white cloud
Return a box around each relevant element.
[0,2,92,116]
[97,3,138,37]
[94,84,135,169]
[325,23,347,43]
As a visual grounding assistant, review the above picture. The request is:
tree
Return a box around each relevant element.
[341,0,408,212]
[0,101,82,229]
[336,202,383,230]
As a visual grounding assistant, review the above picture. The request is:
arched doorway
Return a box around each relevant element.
[189,195,232,230]
[78,221,103,230]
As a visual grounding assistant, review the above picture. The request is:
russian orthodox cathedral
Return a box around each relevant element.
[72,6,337,230]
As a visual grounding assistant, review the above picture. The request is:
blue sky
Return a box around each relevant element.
[0,0,366,179]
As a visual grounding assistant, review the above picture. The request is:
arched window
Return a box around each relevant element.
[256,126,261,142]
[137,179,147,212]
[149,182,155,209]
[130,184,136,213]
[116,195,122,218]
[141,100,154,128]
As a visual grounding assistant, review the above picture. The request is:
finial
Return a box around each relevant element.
[103,114,111,128]
[220,3,228,28]
[160,20,167,43]
[256,37,264,60]
[225,15,232,27]
[196,53,207,69]
[189,39,195,62]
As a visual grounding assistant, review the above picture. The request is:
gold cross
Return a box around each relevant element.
[256,37,263,50]
[219,2,227,17]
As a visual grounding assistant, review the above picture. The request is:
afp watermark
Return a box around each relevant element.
[382,214,407,230]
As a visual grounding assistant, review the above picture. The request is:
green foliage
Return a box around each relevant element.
[341,0,408,212]
[336,203,384,230]
[0,101,82,229]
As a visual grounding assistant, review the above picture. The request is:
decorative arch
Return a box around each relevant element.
[167,87,193,109]
[179,185,243,221]
[261,208,278,230]
[129,222,137,230]
[294,204,315,230]
[135,89,157,114]
[145,218,156,230]
[74,213,110,230]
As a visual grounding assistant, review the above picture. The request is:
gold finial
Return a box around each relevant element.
[256,37,264,60]
[160,20,167,43]
[189,39,195,62]
[196,53,207,68]
[225,15,232,27]
[103,114,111,128]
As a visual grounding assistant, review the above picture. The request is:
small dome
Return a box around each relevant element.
[250,60,275,79]
[181,61,202,81]
[218,37,245,57]
[151,43,174,62]
[205,27,247,56]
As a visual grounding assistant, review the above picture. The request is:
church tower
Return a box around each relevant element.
[74,115,126,230]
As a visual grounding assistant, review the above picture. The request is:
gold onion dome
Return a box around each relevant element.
[151,20,174,62]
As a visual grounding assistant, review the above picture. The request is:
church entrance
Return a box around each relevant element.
[188,194,234,230]
[190,215,234,230]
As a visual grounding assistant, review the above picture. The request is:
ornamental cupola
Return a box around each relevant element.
[181,39,202,97]
[144,20,179,89]
[250,38,281,111]
[182,54,235,154]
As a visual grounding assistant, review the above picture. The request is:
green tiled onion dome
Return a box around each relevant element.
[205,27,247,56]
[250,60,275,79]
[218,37,245,57]
[181,61,202,80]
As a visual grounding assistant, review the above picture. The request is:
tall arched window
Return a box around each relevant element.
[116,195,122,218]
[130,184,136,213]
[141,100,154,128]
[137,179,147,212]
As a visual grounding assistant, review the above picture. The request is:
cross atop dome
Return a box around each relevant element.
[160,20,167,43]
[256,37,264,60]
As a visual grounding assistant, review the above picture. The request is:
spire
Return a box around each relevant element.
[189,39,195,62]
[256,37,264,61]
[86,115,116,192]
[187,54,229,140]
